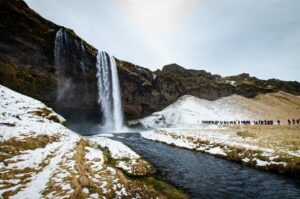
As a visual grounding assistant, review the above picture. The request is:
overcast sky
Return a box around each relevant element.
[25,0,300,81]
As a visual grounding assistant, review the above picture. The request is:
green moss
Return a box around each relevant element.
[0,59,57,104]
[142,177,188,199]
[97,145,188,198]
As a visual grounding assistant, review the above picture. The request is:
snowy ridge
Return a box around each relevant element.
[132,92,300,128]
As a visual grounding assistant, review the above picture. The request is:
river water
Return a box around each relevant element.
[112,133,300,199]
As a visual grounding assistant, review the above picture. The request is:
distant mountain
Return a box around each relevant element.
[131,92,300,128]
[1,0,299,121]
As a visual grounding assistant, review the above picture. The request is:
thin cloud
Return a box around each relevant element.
[24,0,300,81]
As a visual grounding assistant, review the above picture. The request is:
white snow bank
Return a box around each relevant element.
[87,136,140,159]
[141,129,293,171]
[132,93,300,128]
[0,85,79,142]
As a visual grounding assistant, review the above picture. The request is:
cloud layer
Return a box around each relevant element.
[25,0,300,81]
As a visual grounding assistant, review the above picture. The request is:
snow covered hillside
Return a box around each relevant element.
[132,92,300,128]
[0,85,185,198]
[0,85,81,198]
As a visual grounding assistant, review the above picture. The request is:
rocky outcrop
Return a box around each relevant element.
[1,0,300,121]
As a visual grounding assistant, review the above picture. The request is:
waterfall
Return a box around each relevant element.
[54,28,72,101]
[96,51,124,131]
[79,40,85,70]
[54,28,87,102]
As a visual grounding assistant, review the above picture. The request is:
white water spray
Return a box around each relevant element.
[96,51,124,131]
[54,28,71,101]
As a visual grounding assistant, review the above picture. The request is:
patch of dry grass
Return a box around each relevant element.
[28,107,65,124]
[1,136,187,198]
[0,136,61,198]
[237,130,257,138]
[128,158,155,176]
[0,134,60,162]
[161,126,300,178]
[231,125,300,151]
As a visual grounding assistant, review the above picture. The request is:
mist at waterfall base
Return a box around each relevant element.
[54,28,136,134]
[54,28,85,102]
[95,51,128,133]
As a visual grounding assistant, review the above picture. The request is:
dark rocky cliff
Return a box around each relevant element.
[0,0,98,118]
[118,62,300,118]
[1,0,300,121]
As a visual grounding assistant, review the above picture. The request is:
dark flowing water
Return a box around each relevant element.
[112,133,300,199]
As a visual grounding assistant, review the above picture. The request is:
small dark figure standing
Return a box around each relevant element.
[288,119,291,125]
[292,119,295,125]
[277,120,280,125]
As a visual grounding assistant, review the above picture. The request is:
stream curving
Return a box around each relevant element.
[112,133,300,199]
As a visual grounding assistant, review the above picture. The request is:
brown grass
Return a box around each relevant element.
[0,136,61,198]
[163,126,300,178]
[1,136,188,198]
[237,130,257,138]
[0,167,35,198]
[0,134,59,161]
[29,107,65,124]
[231,125,300,150]
[129,159,155,176]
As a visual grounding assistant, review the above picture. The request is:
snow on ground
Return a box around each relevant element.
[131,92,300,128]
[0,85,168,198]
[0,85,81,198]
[87,135,153,176]
[141,127,300,175]
[11,138,78,199]
[96,133,114,137]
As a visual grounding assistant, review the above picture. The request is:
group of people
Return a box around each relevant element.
[201,119,300,126]
[253,120,274,125]
[201,120,251,125]
[287,119,300,125]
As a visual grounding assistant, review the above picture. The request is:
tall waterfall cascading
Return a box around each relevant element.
[54,28,71,101]
[96,51,124,131]
[54,28,87,102]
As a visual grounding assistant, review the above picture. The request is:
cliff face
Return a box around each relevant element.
[1,0,300,120]
[118,62,300,118]
[0,0,99,117]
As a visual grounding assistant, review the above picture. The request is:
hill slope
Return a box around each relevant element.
[132,92,300,128]
[0,85,186,198]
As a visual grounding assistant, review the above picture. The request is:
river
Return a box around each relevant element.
[112,133,300,199]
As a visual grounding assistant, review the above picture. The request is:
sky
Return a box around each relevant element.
[25,0,300,81]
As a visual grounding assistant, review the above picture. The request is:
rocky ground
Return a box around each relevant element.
[0,85,187,199]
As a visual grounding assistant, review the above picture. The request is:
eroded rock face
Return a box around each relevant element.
[1,0,300,121]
